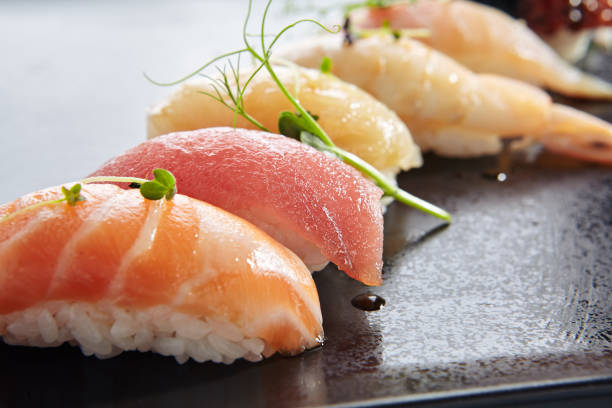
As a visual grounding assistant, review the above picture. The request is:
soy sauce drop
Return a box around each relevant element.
[351,293,386,311]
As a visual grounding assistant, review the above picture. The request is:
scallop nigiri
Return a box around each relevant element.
[280,35,612,164]
[0,183,323,363]
[89,127,385,286]
[147,65,422,179]
[349,0,612,99]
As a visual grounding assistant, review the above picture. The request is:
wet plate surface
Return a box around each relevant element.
[0,1,611,407]
[1,153,611,407]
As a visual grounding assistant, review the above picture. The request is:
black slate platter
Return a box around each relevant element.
[0,1,611,407]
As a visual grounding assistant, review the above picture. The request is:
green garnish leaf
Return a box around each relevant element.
[320,56,332,74]
[278,111,321,141]
[152,168,177,200]
[139,181,169,200]
[345,0,403,13]
[278,111,302,140]
[138,169,177,201]
[61,184,86,206]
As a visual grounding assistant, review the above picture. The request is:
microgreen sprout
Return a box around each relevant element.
[342,3,431,44]
[345,19,430,42]
[344,0,414,14]
[139,168,177,200]
[145,0,450,222]
[2,169,178,224]
[61,183,86,206]
[1,183,87,224]
[80,168,177,201]
[319,56,333,74]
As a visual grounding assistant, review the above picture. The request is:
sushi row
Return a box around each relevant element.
[2,0,612,365]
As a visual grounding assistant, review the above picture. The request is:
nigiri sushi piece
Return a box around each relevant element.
[280,35,612,164]
[349,0,612,99]
[89,127,385,286]
[147,65,422,179]
[0,184,323,363]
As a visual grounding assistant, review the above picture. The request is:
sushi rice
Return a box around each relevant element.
[1,301,271,364]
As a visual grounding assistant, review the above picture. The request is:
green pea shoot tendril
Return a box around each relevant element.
[145,0,450,222]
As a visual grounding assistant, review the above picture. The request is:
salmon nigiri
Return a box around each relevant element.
[89,127,385,286]
[0,184,323,363]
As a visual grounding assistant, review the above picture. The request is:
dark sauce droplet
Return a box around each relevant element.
[351,293,386,311]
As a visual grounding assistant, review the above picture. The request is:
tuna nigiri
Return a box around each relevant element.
[0,183,323,363]
[89,127,385,286]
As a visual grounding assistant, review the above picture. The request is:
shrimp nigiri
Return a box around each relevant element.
[349,0,612,99]
[0,184,323,363]
[147,65,422,179]
[90,127,385,286]
[280,36,612,164]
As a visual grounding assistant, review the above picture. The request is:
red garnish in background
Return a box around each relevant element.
[518,0,612,35]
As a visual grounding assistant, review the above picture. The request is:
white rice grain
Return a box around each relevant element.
[95,346,123,360]
[134,328,154,352]
[69,307,102,346]
[208,333,246,361]
[174,354,189,364]
[153,337,185,356]
[56,326,72,343]
[7,318,39,339]
[243,352,263,363]
[241,338,265,356]
[185,338,223,363]
[110,333,136,351]
[37,310,58,343]
[110,315,138,338]
[208,319,244,342]
[171,314,210,340]
[55,305,71,327]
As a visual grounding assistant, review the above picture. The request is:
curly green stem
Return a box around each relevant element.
[80,176,149,185]
[301,132,451,221]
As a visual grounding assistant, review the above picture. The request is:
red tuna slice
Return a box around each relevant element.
[89,127,384,286]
